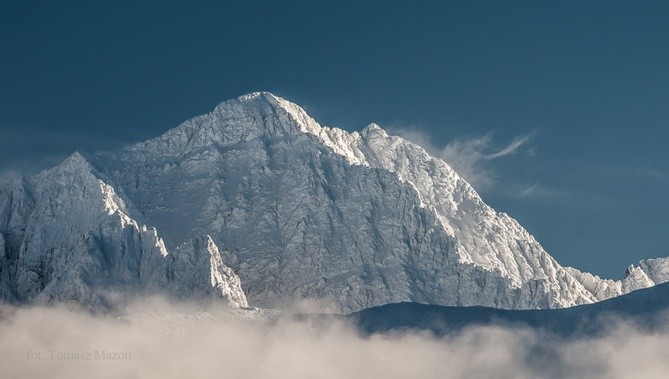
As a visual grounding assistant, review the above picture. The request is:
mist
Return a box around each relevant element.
[1,299,669,379]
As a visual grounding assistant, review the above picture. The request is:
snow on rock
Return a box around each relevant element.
[2,92,668,312]
[0,153,246,310]
[561,268,622,301]
[633,257,669,285]
[166,235,248,308]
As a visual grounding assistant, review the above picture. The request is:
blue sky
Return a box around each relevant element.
[1,1,668,278]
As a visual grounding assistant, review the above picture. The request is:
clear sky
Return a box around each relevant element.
[1,1,668,279]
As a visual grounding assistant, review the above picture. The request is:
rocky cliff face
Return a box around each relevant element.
[0,153,247,309]
[1,92,665,312]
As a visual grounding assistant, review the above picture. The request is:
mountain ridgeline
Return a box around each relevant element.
[1,92,667,312]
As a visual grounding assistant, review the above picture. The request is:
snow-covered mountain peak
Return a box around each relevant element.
[235,91,276,102]
[43,151,92,176]
[4,93,669,313]
[212,91,326,138]
[212,91,284,116]
[31,152,105,198]
[130,92,317,157]
[361,123,385,135]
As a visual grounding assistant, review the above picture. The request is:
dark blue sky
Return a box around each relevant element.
[2,1,668,278]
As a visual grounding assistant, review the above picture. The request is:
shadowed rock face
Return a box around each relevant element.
[1,92,667,312]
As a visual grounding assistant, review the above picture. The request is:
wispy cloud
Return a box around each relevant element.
[439,132,535,189]
[482,133,534,159]
[519,182,541,197]
[516,182,571,199]
[594,165,669,188]
[389,127,536,191]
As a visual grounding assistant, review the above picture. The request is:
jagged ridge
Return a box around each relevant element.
[0,156,247,309]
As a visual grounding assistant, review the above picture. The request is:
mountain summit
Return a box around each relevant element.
[1,93,667,311]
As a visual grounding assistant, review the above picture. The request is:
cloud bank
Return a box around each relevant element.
[1,299,669,379]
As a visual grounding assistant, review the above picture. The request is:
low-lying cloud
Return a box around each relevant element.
[2,298,669,379]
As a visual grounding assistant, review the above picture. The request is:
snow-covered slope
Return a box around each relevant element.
[0,154,247,309]
[1,92,666,312]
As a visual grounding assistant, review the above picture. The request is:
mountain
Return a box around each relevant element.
[0,153,247,309]
[350,281,669,337]
[1,92,667,312]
